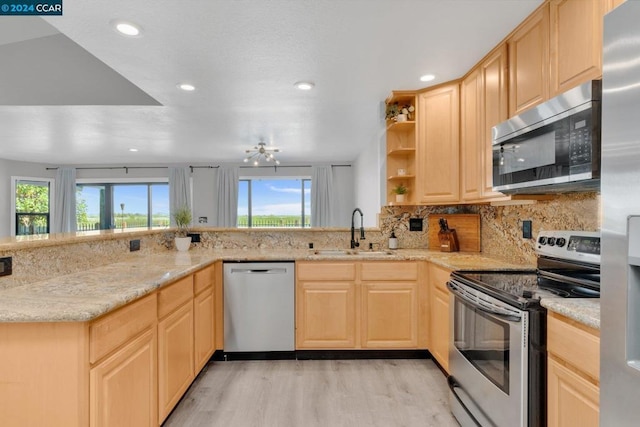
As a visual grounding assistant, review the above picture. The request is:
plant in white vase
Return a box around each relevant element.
[173,205,192,251]
[392,184,408,203]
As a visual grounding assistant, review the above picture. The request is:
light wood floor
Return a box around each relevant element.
[163,358,459,427]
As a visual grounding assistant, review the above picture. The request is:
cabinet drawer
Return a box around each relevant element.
[90,293,157,364]
[297,262,356,281]
[158,275,194,319]
[547,313,600,381]
[429,264,452,293]
[361,261,418,281]
[194,264,215,295]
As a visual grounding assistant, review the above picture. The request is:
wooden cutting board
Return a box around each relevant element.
[427,214,481,252]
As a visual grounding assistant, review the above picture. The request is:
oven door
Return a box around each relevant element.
[447,279,528,427]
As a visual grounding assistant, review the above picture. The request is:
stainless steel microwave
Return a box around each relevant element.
[492,80,601,194]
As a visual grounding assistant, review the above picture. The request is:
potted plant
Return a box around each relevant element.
[392,184,408,203]
[173,205,192,251]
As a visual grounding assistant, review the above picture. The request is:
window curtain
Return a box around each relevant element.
[169,167,192,226]
[52,167,77,233]
[311,165,334,227]
[215,166,239,227]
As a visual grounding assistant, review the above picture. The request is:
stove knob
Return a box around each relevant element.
[547,237,556,246]
[538,236,547,245]
[556,238,566,247]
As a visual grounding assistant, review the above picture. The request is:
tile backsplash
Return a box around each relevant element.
[379,192,600,264]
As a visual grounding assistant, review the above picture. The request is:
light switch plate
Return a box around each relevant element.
[0,257,12,276]
[409,218,423,231]
[522,220,532,239]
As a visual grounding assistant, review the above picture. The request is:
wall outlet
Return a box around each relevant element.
[129,239,141,252]
[0,257,12,276]
[409,218,423,231]
[187,233,201,243]
[522,220,533,239]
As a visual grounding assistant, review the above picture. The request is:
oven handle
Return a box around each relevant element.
[447,280,522,323]
[447,376,494,427]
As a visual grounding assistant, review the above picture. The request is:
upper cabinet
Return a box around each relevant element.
[550,0,604,97]
[508,3,550,117]
[385,91,417,205]
[461,44,510,203]
[416,83,460,204]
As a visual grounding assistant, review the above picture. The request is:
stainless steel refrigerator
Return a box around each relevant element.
[601,2,640,425]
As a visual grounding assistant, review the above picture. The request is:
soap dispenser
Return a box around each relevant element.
[389,231,398,250]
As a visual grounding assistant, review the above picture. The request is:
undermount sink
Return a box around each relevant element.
[311,249,395,256]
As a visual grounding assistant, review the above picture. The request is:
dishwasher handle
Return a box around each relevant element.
[229,268,289,274]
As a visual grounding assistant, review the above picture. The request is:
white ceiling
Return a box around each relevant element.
[0,0,542,166]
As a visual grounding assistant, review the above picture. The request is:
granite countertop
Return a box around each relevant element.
[541,298,600,330]
[0,248,534,323]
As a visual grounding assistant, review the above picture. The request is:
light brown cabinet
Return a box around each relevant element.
[90,328,158,427]
[550,0,604,97]
[460,68,482,202]
[416,83,460,204]
[296,261,424,350]
[194,265,216,373]
[547,312,600,427]
[428,263,451,372]
[508,3,550,117]
[0,264,217,427]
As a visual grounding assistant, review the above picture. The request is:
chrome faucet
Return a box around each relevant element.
[350,208,365,249]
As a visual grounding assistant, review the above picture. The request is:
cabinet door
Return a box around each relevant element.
[460,68,482,202]
[508,4,550,116]
[548,357,599,427]
[550,0,603,96]
[361,282,418,348]
[480,44,509,199]
[90,328,157,427]
[296,281,357,349]
[158,302,195,423]
[431,287,450,372]
[417,83,460,204]
[194,287,215,373]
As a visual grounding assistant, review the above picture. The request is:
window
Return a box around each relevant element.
[238,178,311,228]
[13,178,52,235]
[76,182,169,230]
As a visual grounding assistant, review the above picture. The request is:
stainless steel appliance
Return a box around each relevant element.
[448,230,600,427]
[492,80,601,194]
[223,261,295,356]
[601,2,640,425]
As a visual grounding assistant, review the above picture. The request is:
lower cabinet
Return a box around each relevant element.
[90,328,158,427]
[194,287,215,372]
[296,261,423,350]
[547,312,600,427]
[158,301,194,422]
[428,263,452,372]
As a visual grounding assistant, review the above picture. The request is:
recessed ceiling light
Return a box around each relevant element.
[294,81,315,90]
[177,83,196,91]
[420,74,436,82]
[129,148,139,152]
[112,20,143,37]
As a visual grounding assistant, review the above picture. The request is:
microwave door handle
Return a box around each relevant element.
[447,281,522,323]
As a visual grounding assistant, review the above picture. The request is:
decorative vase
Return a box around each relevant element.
[395,194,406,203]
[396,114,407,122]
[175,236,192,252]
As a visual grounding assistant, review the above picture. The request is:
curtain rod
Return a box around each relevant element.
[46,166,219,173]
[239,164,351,169]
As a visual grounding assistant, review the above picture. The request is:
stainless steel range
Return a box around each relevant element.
[447,230,600,427]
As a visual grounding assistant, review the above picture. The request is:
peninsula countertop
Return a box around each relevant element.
[0,248,534,323]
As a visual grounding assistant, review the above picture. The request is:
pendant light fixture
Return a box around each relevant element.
[244,140,280,166]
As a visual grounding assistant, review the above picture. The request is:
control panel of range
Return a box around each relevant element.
[536,230,600,264]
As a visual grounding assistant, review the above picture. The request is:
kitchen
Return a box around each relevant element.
[0,0,633,426]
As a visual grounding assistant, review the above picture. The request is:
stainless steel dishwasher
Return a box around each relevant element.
[223,261,295,356]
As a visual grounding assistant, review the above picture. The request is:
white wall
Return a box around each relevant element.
[353,111,386,227]
[0,158,56,237]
